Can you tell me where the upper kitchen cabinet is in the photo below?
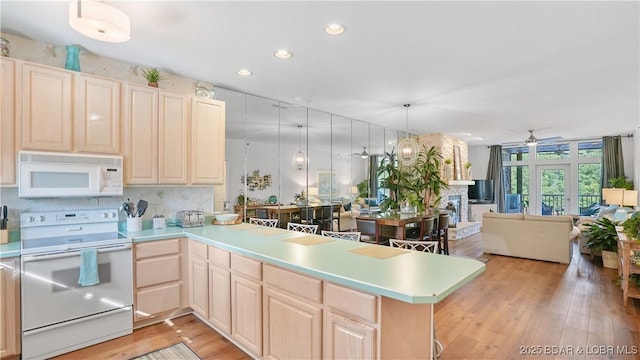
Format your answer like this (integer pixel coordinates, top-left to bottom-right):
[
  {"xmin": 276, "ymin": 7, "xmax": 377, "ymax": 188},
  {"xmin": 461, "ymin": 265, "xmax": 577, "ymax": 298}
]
[
  {"xmin": 190, "ymin": 97, "xmax": 225, "ymax": 184},
  {"xmin": 0, "ymin": 58, "xmax": 19, "ymax": 185},
  {"xmin": 74, "ymin": 74, "xmax": 121, "ymax": 154},
  {"xmin": 21, "ymin": 62, "xmax": 72, "ymax": 152},
  {"xmin": 122, "ymin": 83, "xmax": 189, "ymax": 185}
]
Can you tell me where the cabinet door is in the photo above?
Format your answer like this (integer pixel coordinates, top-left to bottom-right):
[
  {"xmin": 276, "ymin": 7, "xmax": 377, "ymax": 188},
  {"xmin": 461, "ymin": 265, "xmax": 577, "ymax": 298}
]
[
  {"xmin": 123, "ymin": 83, "xmax": 158, "ymax": 184},
  {"xmin": 231, "ymin": 274, "xmax": 262, "ymax": 357},
  {"xmin": 135, "ymin": 283, "xmax": 182, "ymax": 321},
  {"xmin": 22, "ymin": 62, "xmax": 72, "ymax": 151},
  {"xmin": 190, "ymin": 98, "xmax": 225, "ymax": 184},
  {"xmin": 158, "ymin": 91, "xmax": 188, "ymax": 184},
  {"xmin": 74, "ymin": 74, "xmax": 120, "ymax": 154},
  {"xmin": 0, "ymin": 257, "xmax": 21, "ymax": 357},
  {"xmin": 208, "ymin": 264, "xmax": 231, "ymax": 334},
  {"xmin": 0, "ymin": 58, "xmax": 18, "ymax": 185},
  {"xmin": 324, "ymin": 312, "xmax": 376, "ymax": 360},
  {"xmin": 264, "ymin": 288, "xmax": 322, "ymax": 360},
  {"xmin": 189, "ymin": 256, "xmax": 209, "ymax": 317}
]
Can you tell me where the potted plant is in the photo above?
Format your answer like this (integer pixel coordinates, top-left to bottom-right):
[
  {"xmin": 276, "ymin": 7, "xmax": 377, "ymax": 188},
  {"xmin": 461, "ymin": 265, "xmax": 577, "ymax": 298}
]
[
  {"xmin": 443, "ymin": 158, "xmax": 453, "ymax": 180},
  {"xmin": 377, "ymin": 149, "xmax": 406, "ymax": 212},
  {"xmin": 622, "ymin": 214, "xmax": 640, "ymax": 240},
  {"xmin": 408, "ymin": 145, "xmax": 448, "ymax": 212},
  {"xmin": 584, "ymin": 217, "xmax": 619, "ymax": 269},
  {"xmin": 464, "ymin": 162, "xmax": 472, "ymax": 180},
  {"xmin": 141, "ymin": 68, "xmax": 164, "ymax": 87},
  {"xmin": 293, "ymin": 190, "xmax": 307, "ymax": 205},
  {"xmin": 608, "ymin": 176, "xmax": 634, "ymax": 190}
]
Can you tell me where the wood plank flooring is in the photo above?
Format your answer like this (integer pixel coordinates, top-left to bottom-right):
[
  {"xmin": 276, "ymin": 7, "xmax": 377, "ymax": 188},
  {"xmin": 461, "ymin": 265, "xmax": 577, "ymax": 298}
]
[{"xmin": 53, "ymin": 233, "xmax": 640, "ymax": 360}]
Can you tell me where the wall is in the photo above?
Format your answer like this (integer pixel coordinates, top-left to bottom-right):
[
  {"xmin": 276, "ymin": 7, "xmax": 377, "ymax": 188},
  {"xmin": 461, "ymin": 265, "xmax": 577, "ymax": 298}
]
[
  {"xmin": 0, "ymin": 33, "xmax": 219, "ymax": 229},
  {"xmin": 468, "ymin": 145, "xmax": 491, "ymax": 179}
]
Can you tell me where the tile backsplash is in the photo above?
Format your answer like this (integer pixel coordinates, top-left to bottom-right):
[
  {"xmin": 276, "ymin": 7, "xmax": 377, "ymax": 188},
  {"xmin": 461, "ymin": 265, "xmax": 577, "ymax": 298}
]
[{"xmin": 0, "ymin": 186, "xmax": 216, "ymax": 230}]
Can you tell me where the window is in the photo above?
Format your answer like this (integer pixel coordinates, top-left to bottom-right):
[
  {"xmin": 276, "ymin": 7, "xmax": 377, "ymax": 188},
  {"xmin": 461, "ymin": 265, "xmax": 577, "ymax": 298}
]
[
  {"xmin": 536, "ymin": 143, "xmax": 569, "ymax": 160},
  {"xmin": 505, "ymin": 164, "xmax": 529, "ymax": 208},
  {"xmin": 578, "ymin": 140, "xmax": 603, "ymax": 158},
  {"xmin": 502, "ymin": 146, "xmax": 530, "ymax": 161}
]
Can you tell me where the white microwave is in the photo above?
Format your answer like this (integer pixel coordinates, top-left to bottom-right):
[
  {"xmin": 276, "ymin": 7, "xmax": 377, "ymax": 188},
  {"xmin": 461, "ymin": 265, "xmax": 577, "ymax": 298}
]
[{"xmin": 18, "ymin": 151, "xmax": 123, "ymax": 198}]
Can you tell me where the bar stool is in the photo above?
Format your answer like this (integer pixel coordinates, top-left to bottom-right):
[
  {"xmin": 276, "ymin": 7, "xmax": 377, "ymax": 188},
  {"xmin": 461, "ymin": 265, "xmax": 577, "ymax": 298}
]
[{"xmin": 436, "ymin": 213, "xmax": 450, "ymax": 255}]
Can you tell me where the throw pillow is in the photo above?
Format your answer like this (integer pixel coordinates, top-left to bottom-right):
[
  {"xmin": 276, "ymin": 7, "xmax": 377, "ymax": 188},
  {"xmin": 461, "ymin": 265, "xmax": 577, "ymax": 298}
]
[{"xmin": 344, "ymin": 202, "xmax": 352, "ymax": 212}]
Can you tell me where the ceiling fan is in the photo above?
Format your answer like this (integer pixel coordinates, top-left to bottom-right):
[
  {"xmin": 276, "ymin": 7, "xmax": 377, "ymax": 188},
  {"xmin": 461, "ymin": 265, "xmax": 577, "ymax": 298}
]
[
  {"xmin": 503, "ymin": 129, "xmax": 562, "ymax": 147},
  {"xmin": 351, "ymin": 147, "xmax": 369, "ymax": 158}
]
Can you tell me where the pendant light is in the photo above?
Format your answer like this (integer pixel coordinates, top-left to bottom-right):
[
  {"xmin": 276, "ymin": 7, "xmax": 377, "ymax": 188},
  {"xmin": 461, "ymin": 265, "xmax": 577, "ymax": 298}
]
[
  {"xmin": 294, "ymin": 125, "xmax": 305, "ymax": 170},
  {"xmin": 397, "ymin": 104, "xmax": 419, "ymax": 165},
  {"xmin": 69, "ymin": 0, "xmax": 131, "ymax": 43}
]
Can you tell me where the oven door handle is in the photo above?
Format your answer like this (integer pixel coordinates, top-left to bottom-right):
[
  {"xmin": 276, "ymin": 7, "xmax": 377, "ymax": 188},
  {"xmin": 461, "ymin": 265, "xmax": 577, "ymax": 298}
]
[{"xmin": 22, "ymin": 243, "xmax": 132, "ymax": 262}]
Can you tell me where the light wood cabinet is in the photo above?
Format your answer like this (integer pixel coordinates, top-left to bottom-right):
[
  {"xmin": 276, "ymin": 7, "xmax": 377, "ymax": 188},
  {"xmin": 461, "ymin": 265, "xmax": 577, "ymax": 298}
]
[
  {"xmin": 74, "ymin": 74, "xmax": 121, "ymax": 154},
  {"xmin": 617, "ymin": 231, "xmax": 640, "ymax": 306},
  {"xmin": 231, "ymin": 253, "xmax": 262, "ymax": 357},
  {"xmin": 264, "ymin": 287, "xmax": 322, "ymax": 359},
  {"xmin": 188, "ymin": 240, "xmax": 209, "ymax": 317},
  {"xmin": 190, "ymin": 97, "xmax": 225, "ymax": 184},
  {"xmin": 208, "ymin": 246, "xmax": 231, "ymax": 334},
  {"xmin": 0, "ymin": 257, "xmax": 21, "ymax": 357},
  {"xmin": 324, "ymin": 312, "xmax": 376, "ymax": 360},
  {"xmin": 123, "ymin": 83, "xmax": 189, "ymax": 185},
  {"xmin": 0, "ymin": 57, "xmax": 19, "ymax": 185},
  {"xmin": 134, "ymin": 238, "xmax": 187, "ymax": 324},
  {"xmin": 21, "ymin": 62, "xmax": 73, "ymax": 152}
]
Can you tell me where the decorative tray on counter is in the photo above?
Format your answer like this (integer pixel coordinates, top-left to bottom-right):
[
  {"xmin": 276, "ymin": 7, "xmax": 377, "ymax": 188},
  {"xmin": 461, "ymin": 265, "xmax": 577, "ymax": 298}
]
[{"xmin": 212, "ymin": 218, "xmax": 243, "ymax": 225}]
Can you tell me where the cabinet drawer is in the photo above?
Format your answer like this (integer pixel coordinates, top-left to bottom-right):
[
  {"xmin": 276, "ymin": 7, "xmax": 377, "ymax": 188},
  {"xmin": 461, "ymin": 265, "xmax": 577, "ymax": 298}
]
[
  {"xmin": 209, "ymin": 246, "xmax": 230, "ymax": 268},
  {"xmin": 325, "ymin": 283, "xmax": 378, "ymax": 323},
  {"xmin": 264, "ymin": 264, "xmax": 321, "ymax": 303},
  {"xmin": 231, "ymin": 253, "xmax": 261, "ymax": 281},
  {"xmin": 136, "ymin": 254, "xmax": 181, "ymax": 288},
  {"xmin": 136, "ymin": 282, "xmax": 182, "ymax": 319},
  {"xmin": 190, "ymin": 240, "xmax": 208, "ymax": 260},
  {"xmin": 136, "ymin": 239, "xmax": 181, "ymax": 259}
]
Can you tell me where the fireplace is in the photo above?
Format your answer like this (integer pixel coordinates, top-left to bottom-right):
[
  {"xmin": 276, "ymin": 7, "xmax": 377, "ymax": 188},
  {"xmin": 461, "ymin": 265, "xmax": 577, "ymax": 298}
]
[{"xmin": 447, "ymin": 195, "xmax": 462, "ymax": 223}]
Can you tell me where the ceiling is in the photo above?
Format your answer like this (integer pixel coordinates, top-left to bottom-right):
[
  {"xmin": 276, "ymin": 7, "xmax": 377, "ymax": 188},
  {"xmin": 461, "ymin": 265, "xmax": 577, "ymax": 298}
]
[{"xmin": 1, "ymin": 1, "xmax": 638, "ymax": 146}]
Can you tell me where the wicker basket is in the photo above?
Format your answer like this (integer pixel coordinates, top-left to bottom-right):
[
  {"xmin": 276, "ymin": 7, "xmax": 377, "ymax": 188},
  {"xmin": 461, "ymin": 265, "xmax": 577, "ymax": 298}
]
[{"xmin": 601, "ymin": 250, "xmax": 619, "ymax": 269}]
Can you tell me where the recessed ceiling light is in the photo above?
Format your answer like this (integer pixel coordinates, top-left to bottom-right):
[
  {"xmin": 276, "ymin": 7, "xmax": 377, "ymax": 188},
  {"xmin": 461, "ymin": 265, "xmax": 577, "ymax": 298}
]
[
  {"xmin": 294, "ymin": 96, "xmax": 310, "ymax": 102},
  {"xmin": 324, "ymin": 23, "xmax": 345, "ymax": 35},
  {"xmin": 274, "ymin": 49, "xmax": 293, "ymax": 59},
  {"xmin": 236, "ymin": 69, "xmax": 252, "ymax": 76}
]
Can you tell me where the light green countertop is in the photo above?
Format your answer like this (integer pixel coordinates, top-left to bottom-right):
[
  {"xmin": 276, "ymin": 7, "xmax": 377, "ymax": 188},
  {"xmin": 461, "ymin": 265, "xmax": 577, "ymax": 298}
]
[
  {"xmin": 124, "ymin": 224, "xmax": 486, "ymax": 304},
  {"xmin": 0, "ymin": 231, "xmax": 21, "ymax": 258}
]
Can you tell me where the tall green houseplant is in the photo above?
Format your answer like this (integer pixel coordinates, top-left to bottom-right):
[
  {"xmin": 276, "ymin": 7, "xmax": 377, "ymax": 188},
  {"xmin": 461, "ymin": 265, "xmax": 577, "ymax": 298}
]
[
  {"xmin": 377, "ymin": 149, "xmax": 406, "ymax": 211},
  {"xmin": 410, "ymin": 145, "xmax": 448, "ymax": 211}
]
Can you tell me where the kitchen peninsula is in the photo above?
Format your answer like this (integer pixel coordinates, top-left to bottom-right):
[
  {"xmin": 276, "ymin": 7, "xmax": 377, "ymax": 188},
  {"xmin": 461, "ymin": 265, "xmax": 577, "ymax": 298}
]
[{"xmin": 127, "ymin": 223, "xmax": 486, "ymax": 359}]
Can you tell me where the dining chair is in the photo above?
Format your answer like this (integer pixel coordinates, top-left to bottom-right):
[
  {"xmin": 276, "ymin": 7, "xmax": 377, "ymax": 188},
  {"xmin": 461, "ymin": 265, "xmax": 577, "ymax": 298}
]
[
  {"xmin": 389, "ymin": 238, "xmax": 439, "ymax": 253},
  {"xmin": 356, "ymin": 218, "xmax": 379, "ymax": 244},
  {"xmin": 418, "ymin": 215, "xmax": 436, "ymax": 241},
  {"xmin": 314, "ymin": 205, "xmax": 333, "ymax": 231},
  {"xmin": 249, "ymin": 217, "xmax": 279, "ymax": 227},
  {"xmin": 321, "ymin": 230, "xmax": 361, "ymax": 242},
  {"xmin": 256, "ymin": 208, "xmax": 269, "ymax": 219},
  {"xmin": 287, "ymin": 223, "xmax": 319, "ymax": 234},
  {"xmin": 299, "ymin": 207, "xmax": 315, "ymax": 225},
  {"xmin": 331, "ymin": 203, "xmax": 342, "ymax": 231},
  {"xmin": 436, "ymin": 213, "xmax": 450, "ymax": 255}
]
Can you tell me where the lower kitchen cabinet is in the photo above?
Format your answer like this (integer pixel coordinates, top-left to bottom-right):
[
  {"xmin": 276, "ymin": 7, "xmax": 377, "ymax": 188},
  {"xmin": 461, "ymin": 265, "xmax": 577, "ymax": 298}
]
[
  {"xmin": 208, "ymin": 246, "xmax": 231, "ymax": 334},
  {"xmin": 134, "ymin": 238, "xmax": 187, "ymax": 325},
  {"xmin": 0, "ymin": 257, "xmax": 21, "ymax": 358},
  {"xmin": 324, "ymin": 312, "xmax": 376, "ymax": 359},
  {"xmin": 189, "ymin": 240, "xmax": 209, "ymax": 317},
  {"xmin": 231, "ymin": 254, "xmax": 262, "ymax": 357}
]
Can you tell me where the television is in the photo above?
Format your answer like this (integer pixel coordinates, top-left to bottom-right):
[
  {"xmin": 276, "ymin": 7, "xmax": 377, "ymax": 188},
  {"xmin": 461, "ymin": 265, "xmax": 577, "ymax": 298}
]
[{"xmin": 468, "ymin": 179, "xmax": 494, "ymax": 203}]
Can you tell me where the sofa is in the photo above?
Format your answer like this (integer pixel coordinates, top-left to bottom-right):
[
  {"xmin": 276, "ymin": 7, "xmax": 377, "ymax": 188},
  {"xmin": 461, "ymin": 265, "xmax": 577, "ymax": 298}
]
[{"xmin": 482, "ymin": 213, "xmax": 581, "ymax": 264}]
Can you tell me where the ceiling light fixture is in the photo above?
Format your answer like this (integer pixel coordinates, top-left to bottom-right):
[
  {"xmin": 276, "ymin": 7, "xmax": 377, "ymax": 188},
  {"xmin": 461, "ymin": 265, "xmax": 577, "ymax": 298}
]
[
  {"xmin": 397, "ymin": 104, "xmax": 419, "ymax": 166},
  {"xmin": 525, "ymin": 129, "xmax": 538, "ymax": 147},
  {"xmin": 274, "ymin": 49, "xmax": 293, "ymax": 59},
  {"xmin": 68, "ymin": 0, "xmax": 131, "ymax": 43},
  {"xmin": 294, "ymin": 125, "xmax": 305, "ymax": 170},
  {"xmin": 236, "ymin": 69, "xmax": 252, "ymax": 76},
  {"xmin": 324, "ymin": 23, "xmax": 345, "ymax": 35}
]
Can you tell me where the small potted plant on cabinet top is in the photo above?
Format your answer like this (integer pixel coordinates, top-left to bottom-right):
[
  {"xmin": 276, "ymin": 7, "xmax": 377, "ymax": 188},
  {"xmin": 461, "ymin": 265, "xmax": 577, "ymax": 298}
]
[
  {"xmin": 141, "ymin": 68, "xmax": 164, "ymax": 87},
  {"xmin": 584, "ymin": 217, "xmax": 619, "ymax": 269}
]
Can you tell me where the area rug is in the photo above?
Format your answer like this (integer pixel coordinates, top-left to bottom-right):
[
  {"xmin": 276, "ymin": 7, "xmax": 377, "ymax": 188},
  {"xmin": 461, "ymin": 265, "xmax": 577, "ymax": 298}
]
[{"xmin": 130, "ymin": 343, "xmax": 200, "ymax": 360}]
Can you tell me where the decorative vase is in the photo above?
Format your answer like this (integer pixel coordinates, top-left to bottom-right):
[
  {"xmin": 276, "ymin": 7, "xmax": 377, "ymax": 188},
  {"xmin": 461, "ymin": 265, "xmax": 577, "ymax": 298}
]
[
  {"xmin": 64, "ymin": 44, "xmax": 81, "ymax": 72},
  {"xmin": 0, "ymin": 37, "xmax": 9, "ymax": 57},
  {"xmin": 466, "ymin": 168, "xmax": 472, "ymax": 180},
  {"xmin": 148, "ymin": 82, "xmax": 158, "ymax": 88},
  {"xmin": 445, "ymin": 165, "xmax": 453, "ymax": 181}
]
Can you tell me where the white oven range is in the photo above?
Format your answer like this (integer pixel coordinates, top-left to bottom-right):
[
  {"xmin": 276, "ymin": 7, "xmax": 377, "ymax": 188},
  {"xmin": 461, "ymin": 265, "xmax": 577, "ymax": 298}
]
[{"xmin": 20, "ymin": 209, "xmax": 133, "ymax": 360}]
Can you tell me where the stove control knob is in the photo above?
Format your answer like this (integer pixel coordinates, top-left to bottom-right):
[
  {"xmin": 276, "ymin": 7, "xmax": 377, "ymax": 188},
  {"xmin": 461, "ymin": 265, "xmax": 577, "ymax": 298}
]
[
  {"xmin": 101, "ymin": 212, "xmax": 108, "ymax": 219},
  {"xmin": 111, "ymin": 212, "xmax": 117, "ymax": 218},
  {"xmin": 39, "ymin": 216, "xmax": 46, "ymax": 222},
  {"xmin": 28, "ymin": 216, "xmax": 35, "ymax": 223}
]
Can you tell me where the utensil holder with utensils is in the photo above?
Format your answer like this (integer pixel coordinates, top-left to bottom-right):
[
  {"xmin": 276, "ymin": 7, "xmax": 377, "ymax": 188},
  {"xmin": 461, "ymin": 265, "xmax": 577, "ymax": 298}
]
[{"xmin": 126, "ymin": 218, "xmax": 142, "ymax": 232}]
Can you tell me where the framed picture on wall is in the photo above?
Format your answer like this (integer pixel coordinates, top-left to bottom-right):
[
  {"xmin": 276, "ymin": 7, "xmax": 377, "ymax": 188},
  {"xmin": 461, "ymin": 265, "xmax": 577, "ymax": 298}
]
[{"xmin": 317, "ymin": 170, "xmax": 337, "ymax": 197}]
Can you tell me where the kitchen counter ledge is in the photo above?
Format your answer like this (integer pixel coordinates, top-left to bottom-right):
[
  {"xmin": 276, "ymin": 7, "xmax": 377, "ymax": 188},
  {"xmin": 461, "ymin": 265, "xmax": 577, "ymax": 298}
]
[{"xmin": 124, "ymin": 224, "xmax": 485, "ymax": 304}]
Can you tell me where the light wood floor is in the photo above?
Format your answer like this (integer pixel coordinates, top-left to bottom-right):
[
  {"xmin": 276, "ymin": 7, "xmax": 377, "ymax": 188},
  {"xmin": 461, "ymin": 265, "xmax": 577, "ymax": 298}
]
[{"xmin": 53, "ymin": 233, "xmax": 640, "ymax": 360}]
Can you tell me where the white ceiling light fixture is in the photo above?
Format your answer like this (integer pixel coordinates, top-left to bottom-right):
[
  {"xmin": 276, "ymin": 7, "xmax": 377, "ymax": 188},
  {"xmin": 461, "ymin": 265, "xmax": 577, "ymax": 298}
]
[
  {"xmin": 69, "ymin": 0, "xmax": 130, "ymax": 43},
  {"xmin": 274, "ymin": 49, "xmax": 293, "ymax": 59},
  {"xmin": 397, "ymin": 104, "xmax": 420, "ymax": 166},
  {"xmin": 360, "ymin": 147, "xmax": 369, "ymax": 159},
  {"xmin": 525, "ymin": 129, "xmax": 538, "ymax": 147},
  {"xmin": 324, "ymin": 23, "xmax": 346, "ymax": 35},
  {"xmin": 294, "ymin": 125, "xmax": 305, "ymax": 170},
  {"xmin": 236, "ymin": 69, "xmax": 252, "ymax": 76}
]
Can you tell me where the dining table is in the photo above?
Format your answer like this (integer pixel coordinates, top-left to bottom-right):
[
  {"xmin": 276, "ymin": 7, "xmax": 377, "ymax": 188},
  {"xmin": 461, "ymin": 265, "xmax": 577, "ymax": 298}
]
[
  {"xmin": 356, "ymin": 210, "xmax": 440, "ymax": 240},
  {"xmin": 257, "ymin": 204, "xmax": 341, "ymax": 230}
]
